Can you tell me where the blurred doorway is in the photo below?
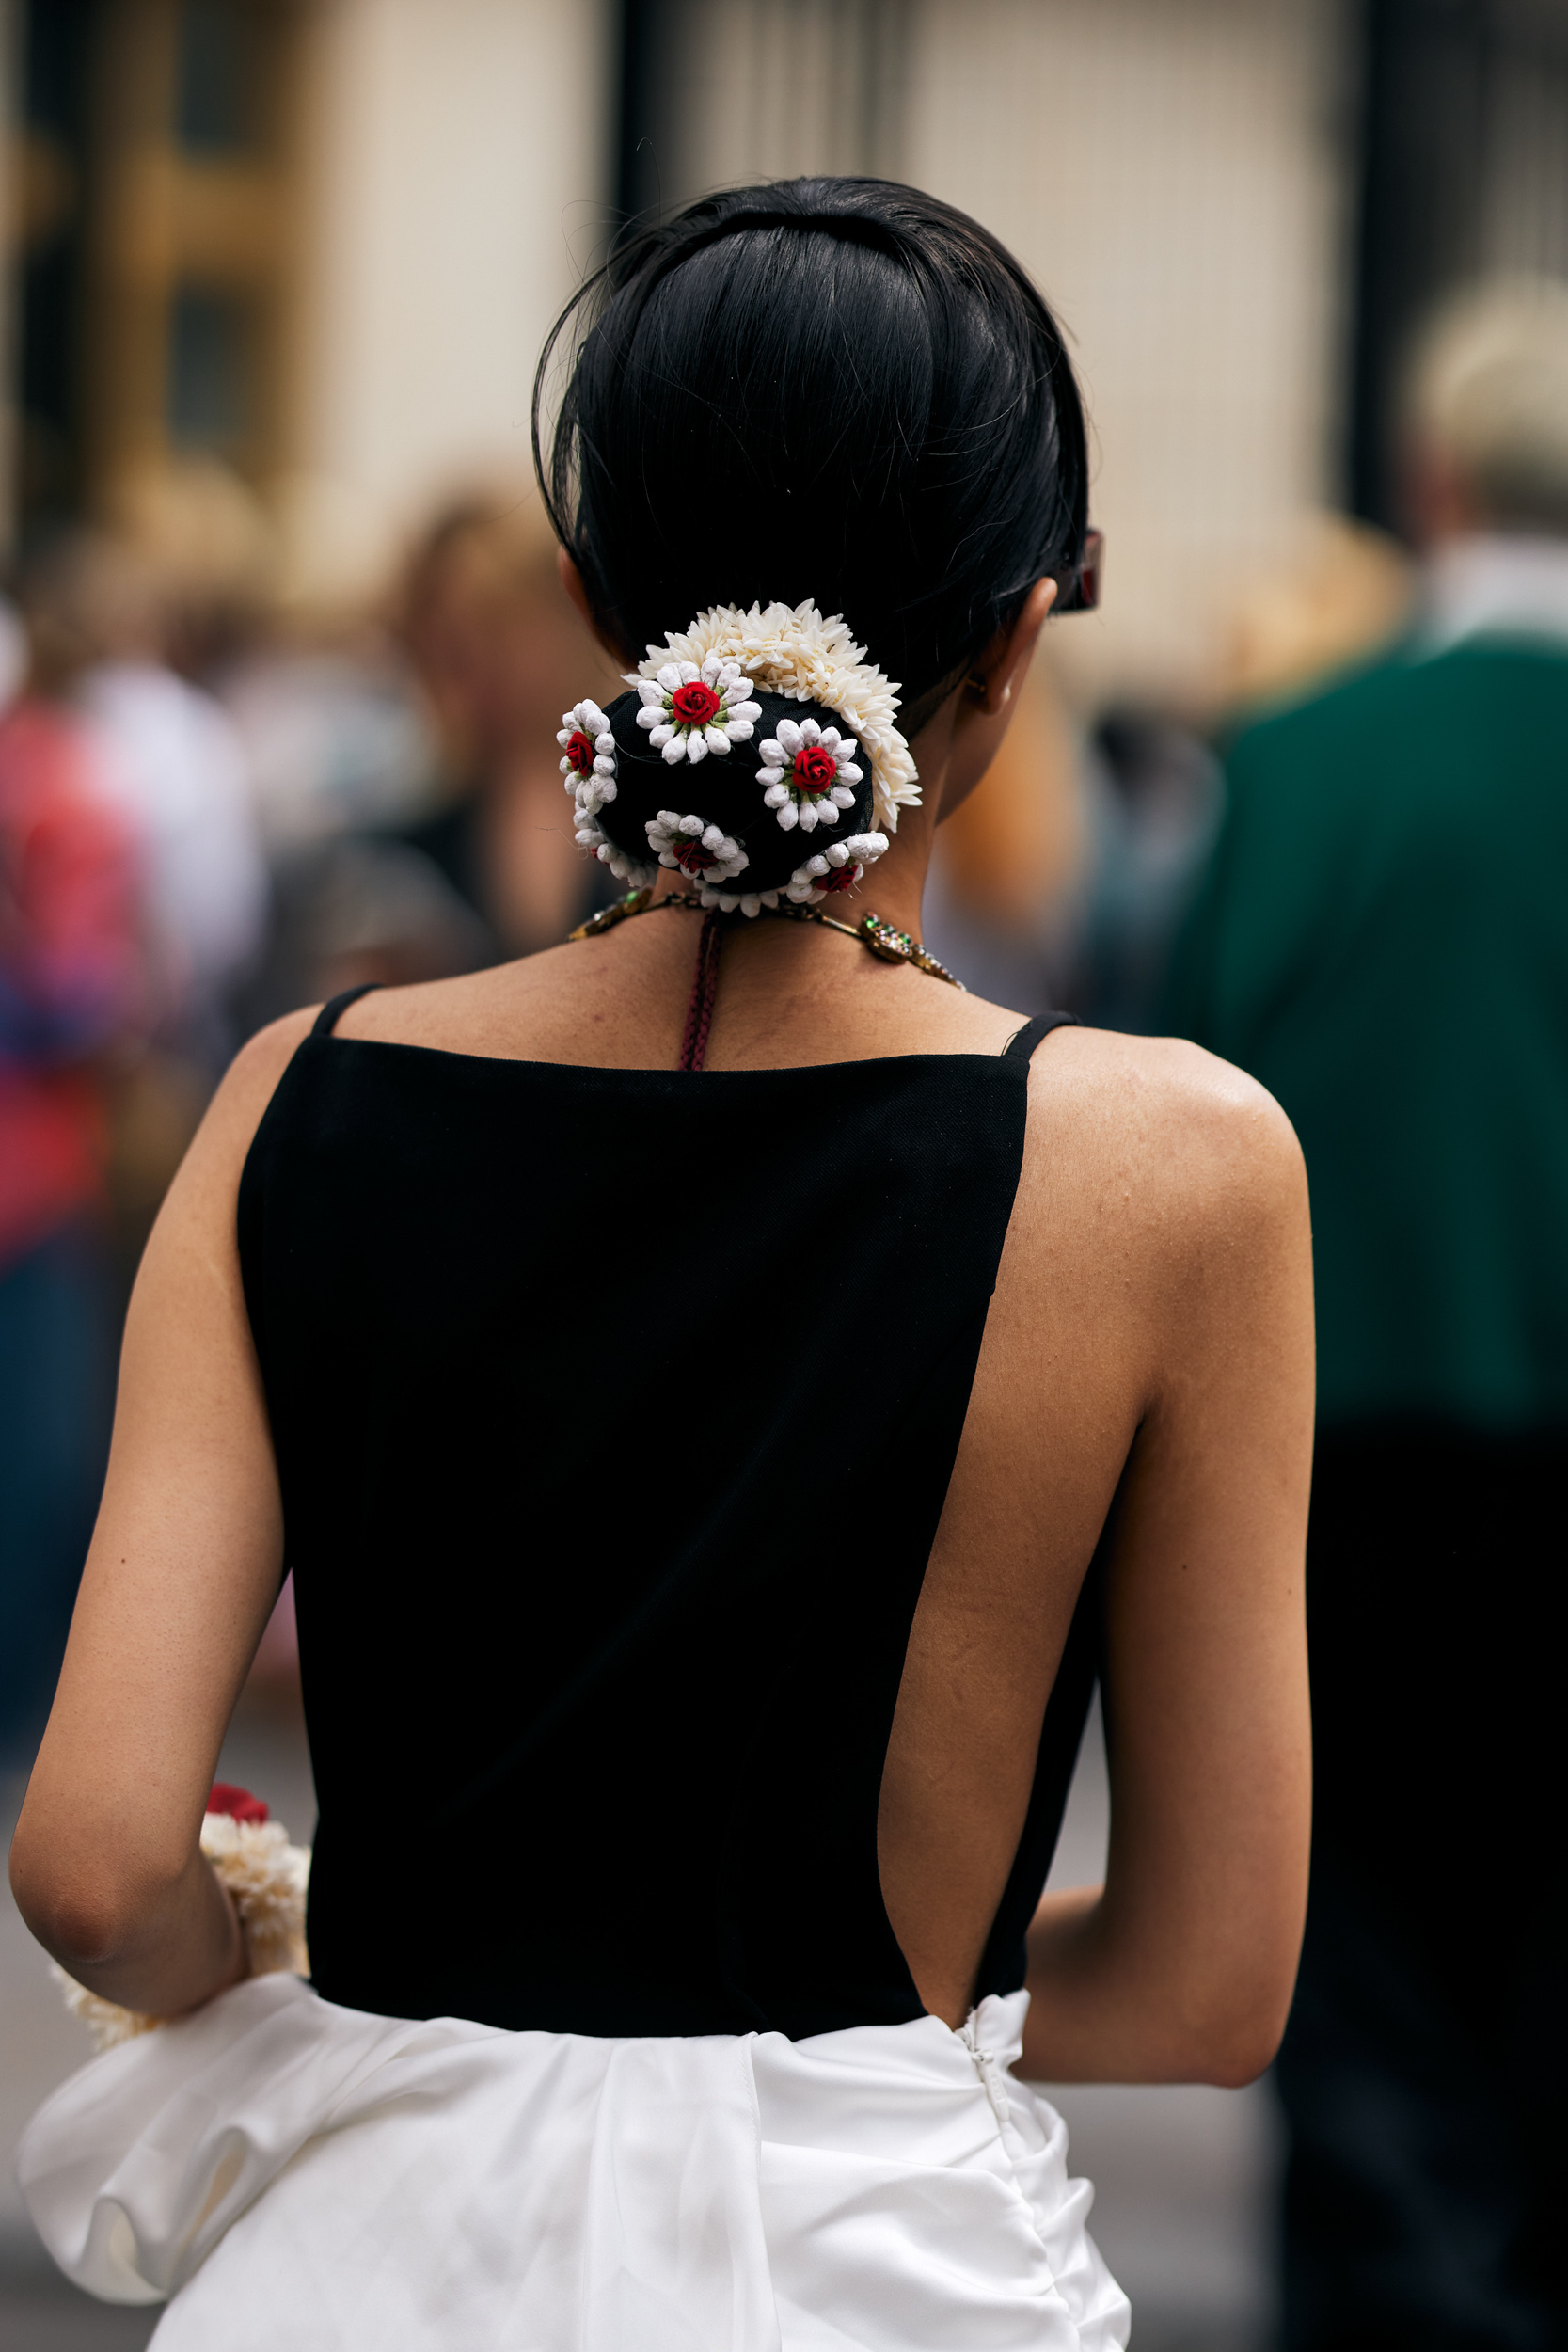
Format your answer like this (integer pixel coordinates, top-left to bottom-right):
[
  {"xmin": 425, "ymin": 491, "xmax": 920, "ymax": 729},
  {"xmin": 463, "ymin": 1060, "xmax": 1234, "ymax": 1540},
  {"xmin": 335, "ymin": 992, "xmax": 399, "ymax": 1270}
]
[{"xmin": 1352, "ymin": 0, "xmax": 1568, "ymax": 529}]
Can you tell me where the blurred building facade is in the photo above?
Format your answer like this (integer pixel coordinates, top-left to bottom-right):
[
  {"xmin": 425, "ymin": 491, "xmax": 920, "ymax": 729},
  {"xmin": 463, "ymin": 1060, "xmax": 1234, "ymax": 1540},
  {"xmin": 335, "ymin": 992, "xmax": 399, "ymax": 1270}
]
[
  {"xmin": 3, "ymin": 2, "xmax": 1561, "ymax": 706},
  {"xmin": 0, "ymin": 0, "xmax": 612, "ymax": 599}
]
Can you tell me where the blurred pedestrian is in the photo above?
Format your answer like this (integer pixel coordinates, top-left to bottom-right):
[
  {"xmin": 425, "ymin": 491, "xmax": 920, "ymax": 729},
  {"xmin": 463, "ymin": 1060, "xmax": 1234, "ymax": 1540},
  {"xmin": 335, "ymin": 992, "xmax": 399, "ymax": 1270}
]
[
  {"xmin": 0, "ymin": 558, "xmax": 146, "ymax": 1762},
  {"xmin": 1163, "ymin": 277, "xmax": 1568, "ymax": 2351},
  {"xmin": 24, "ymin": 531, "xmax": 268, "ymax": 1073},
  {"xmin": 394, "ymin": 493, "xmax": 620, "ymax": 957}
]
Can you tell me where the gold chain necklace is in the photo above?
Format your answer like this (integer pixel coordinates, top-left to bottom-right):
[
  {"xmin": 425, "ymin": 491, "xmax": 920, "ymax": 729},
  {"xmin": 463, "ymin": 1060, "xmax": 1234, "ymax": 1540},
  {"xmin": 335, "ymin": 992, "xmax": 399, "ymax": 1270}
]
[{"xmin": 569, "ymin": 887, "xmax": 965, "ymax": 990}]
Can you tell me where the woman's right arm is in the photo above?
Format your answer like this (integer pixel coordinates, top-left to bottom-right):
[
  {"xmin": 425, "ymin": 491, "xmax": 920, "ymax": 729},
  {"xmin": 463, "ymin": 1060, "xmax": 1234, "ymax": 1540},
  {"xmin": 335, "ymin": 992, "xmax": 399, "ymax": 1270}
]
[
  {"xmin": 8, "ymin": 1010, "xmax": 318, "ymax": 2021},
  {"xmin": 1020, "ymin": 1044, "xmax": 1314, "ymax": 2087}
]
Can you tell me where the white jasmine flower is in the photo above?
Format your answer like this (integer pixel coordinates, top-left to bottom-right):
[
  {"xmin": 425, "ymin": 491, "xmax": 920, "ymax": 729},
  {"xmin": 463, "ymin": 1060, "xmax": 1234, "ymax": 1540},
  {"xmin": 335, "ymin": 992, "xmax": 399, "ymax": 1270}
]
[
  {"xmin": 645, "ymin": 810, "xmax": 750, "ymax": 886},
  {"xmin": 626, "ymin": 657, "xmax": 762, "ymax": 766},
  {"xmin": 757, "ymin": 715, "xmax": 863, "ymax": 833},
  {"xmin": 632, "ymin": 602, "xmax": 918, "ymax": 831},
  {"xmin": 785, "ymin": 830, "xmax": 890, "ymax": 905},
  {"xmin": 698, "ymin": 886, "xmax": 782, "ymax": 916},
  {"xmin": 558, "ymin": 699, "xmax": 618, "ymax": 813},
  {"xmin": 575, "ymin": 807, "xmax": 655, "ymax": 887}
]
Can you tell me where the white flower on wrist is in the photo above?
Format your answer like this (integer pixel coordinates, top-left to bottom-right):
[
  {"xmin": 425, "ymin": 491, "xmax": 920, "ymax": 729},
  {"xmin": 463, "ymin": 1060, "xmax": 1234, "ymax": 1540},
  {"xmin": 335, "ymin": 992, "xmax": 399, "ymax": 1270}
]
[
  {"xmin": 558, "ymin": 700, "xmax": 618, "ymax": 814},
  {"xmin": 757, "ymin": 717, "xmax": 863, "ymax": 833},
  {"xmin": 627, "ymin": 658, "xmax": 763, "ymax": 765},
  {"xmin": 646, "ymin": 810, "xmax": 750, "ymax": 885},
  {"xmin": 785, "ymin": 831, "xmax": 890, "ymax": 904},
  {"xmin": 575, "ymin": 807, "xmax": 655, "ymax": 887}
]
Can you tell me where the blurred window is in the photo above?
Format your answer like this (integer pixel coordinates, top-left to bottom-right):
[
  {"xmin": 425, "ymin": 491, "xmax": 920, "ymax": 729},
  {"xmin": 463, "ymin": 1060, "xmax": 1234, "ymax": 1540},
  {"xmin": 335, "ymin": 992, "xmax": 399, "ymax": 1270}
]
[
  {"xmin": 11, "ymin": 0, "xmax": 306, "ymax": 534},
  {"xmin": 176, "ymin": 1, "xmax": 254, "ymax": 153},
  {"xmin": 168, "ymin": 290, "xmax": 251, "ymax": 451}
]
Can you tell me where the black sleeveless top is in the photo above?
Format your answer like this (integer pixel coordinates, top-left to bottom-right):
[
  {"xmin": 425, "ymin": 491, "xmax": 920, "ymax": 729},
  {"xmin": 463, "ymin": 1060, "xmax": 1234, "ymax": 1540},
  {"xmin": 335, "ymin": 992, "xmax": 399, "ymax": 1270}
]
[{"xmin": 238, "ymin": 993, "xmax": 1102, "ymax": 2039}]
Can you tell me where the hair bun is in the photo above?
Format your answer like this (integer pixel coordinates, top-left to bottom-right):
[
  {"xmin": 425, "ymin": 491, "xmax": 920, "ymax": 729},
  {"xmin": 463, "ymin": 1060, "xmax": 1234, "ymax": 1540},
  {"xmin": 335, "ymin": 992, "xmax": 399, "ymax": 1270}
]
[{"xmin": 589, "ymin": 683, "xmax": 882, "ymax": 905}]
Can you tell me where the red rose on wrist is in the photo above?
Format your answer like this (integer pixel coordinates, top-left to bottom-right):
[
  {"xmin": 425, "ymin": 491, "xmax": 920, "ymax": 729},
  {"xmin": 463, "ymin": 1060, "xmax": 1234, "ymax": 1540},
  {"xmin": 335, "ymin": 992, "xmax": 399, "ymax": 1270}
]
[{"xmin": 208, "ymin": 1782, "xmax": 269, "ymax": 1824}]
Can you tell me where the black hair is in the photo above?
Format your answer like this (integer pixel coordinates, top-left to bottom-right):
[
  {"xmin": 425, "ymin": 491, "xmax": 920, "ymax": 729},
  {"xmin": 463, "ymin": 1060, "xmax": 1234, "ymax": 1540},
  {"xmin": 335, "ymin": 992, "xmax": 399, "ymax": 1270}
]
[{"xmin": 533, "ymin": 176, "xmax": 1089, "ymax": 893}]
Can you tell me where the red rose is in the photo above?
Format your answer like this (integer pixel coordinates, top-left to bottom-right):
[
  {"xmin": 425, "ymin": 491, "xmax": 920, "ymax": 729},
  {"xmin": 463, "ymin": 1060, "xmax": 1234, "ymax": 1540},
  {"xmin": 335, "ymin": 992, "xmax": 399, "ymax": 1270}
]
[
  {"xmin": 208, "ymin": 1782, "xmax": 269, "ymax": 1825},
  {"xmin": 793, "ymin": 744, "xmax": 838, "ymax": 794},
  {"xmin": 673, "ymin": 838, "xmax": 718, "ymax": 873},
  {"xmin": 565, "ymin": 728, "xmax": 595, "ymax": 777},
  {"xmin": 819, "ymin": 861, "xmax": 860, "ymax": 894},
  {"xmin": 670, "ymin": 681, "xmax": 721, "ymax": 728}
]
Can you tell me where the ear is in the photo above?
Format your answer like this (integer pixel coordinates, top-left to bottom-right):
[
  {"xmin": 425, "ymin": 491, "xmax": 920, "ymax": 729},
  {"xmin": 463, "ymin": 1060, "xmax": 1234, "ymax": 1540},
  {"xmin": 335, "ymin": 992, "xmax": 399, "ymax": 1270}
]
[
  {"xmin": 921, "ymin": 576, "xmax": 1060, "ymax": 828},
  {"xmin": 965, "ymin": 576, "xmax": 1059, "ymax": 716},
  {"xmin": 558, "ymin": 547, "xmax": 635, "ymax": 666}
]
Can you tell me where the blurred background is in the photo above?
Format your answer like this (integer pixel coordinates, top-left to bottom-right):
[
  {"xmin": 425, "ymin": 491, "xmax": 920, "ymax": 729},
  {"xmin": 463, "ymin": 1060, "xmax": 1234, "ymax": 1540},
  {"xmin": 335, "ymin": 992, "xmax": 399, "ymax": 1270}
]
[{"xmin": 3, "ymin": 1, "xmax": 1567, "ymax": 2344}]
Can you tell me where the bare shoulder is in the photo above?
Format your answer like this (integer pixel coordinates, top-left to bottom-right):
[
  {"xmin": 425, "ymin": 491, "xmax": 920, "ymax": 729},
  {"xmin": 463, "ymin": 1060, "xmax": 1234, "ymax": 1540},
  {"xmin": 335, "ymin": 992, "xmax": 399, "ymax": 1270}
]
[
  {"xmin": 1019, "ymin": 1025, "xmax": 1307, "ymax": 1293},
  {"xmin": 1036, "ymin": 1025, "xmax": 1299, "ymax": 1181},
  {"xmin": 150, "ymin": 1008, "xmax": 321, "ymax": 1251},
  {"xmin": 198, "ymin": 1007, "xmax": 321, "ymax": 1166}
]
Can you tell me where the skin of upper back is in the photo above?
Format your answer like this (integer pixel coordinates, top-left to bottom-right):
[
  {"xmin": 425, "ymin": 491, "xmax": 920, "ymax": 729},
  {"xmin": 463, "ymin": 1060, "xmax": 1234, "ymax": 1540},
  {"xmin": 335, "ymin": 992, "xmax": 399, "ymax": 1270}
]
[{"xmin": 10, "ymin": 787, "xmax": 1313, "ymax": 2088}]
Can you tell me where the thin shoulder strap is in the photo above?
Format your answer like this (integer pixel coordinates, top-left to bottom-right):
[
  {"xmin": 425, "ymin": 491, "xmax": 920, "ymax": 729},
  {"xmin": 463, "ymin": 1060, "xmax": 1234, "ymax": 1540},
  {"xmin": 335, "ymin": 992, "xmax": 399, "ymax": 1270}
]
[
  {"xmin": 312, "ymin": 981, "xmax": 383, "ymax": 1037},
  {"xmin": 1004, "ymin": 1011, "xmax": 1079, "ymax": 1062}
]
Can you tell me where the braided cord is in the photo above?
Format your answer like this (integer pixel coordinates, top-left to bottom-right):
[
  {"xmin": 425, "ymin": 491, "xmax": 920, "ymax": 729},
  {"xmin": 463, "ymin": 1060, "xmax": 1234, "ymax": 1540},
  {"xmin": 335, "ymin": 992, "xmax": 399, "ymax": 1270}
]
[{"xmin": 678, "ymin": 910, "xmax": 724, "ymax": 1072}]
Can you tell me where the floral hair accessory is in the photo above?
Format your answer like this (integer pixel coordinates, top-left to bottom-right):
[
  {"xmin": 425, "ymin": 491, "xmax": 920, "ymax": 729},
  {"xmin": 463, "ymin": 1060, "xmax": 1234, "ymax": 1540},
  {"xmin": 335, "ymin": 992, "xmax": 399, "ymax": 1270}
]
[
  {"xmin": 630, "ymin": 658, "xmax": 762, "ymax": 766},
  {"xmin": 699, "ymin": 884, "xmax": 782, "ymax": 916},
  {"xmin": 558, "ymin": 699, "xmax": 617, "ymax": 815},
  {"xmin": 786, "ymin": 831, "xmax": 890, "ymax": 905},
  {"xmin": 647, "ymin": 810, "xmax": 750, "ymax": 886},
  {"xmin": 630, "ymin": 602, "xmax": 917, "ymax": 832},
  {"xmin": 758, "ymin": 717, "xmax": 863, "ymax": 833},
  {"xmin": 575, "ymin": 806, "xmax": 656, "ymax": 888}
]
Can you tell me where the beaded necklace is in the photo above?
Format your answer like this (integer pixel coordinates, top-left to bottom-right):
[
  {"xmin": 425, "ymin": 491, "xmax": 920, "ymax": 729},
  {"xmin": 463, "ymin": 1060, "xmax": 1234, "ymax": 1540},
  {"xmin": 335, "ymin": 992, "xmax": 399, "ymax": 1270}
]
[{"xmin": 569, "ymin": 886, "xmax": 963, "ymax": 1073}]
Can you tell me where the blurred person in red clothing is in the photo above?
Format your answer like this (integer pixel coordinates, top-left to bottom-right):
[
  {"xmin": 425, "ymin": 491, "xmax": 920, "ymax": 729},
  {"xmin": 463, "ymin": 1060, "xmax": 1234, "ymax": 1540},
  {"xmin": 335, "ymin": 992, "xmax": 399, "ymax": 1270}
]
[{"xmin": 0, "ymin": 565, "xmax": 146, "ymax": 1763}]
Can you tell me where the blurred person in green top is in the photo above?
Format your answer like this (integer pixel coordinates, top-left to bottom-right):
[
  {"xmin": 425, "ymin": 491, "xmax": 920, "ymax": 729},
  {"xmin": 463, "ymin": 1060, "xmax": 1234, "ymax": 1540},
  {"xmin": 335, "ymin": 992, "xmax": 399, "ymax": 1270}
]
[{"xmin": 1164, "ymin": 278, "xmax": 1568, "ymax": 2352}]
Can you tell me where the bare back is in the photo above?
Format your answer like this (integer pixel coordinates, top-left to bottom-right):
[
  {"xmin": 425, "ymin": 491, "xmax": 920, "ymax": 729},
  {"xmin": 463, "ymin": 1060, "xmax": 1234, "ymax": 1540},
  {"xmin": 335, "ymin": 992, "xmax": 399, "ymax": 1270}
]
[{"xmin": 311, "ymin": 914, "xmax": 1312, "ymax": 2047}]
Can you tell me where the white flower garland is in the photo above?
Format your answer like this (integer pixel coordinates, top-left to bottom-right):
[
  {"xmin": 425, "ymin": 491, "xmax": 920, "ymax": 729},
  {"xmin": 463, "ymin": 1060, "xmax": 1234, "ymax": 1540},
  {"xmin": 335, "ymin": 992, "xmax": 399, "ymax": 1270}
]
[
  {"xmin": 629, "ymin": 602, "xmax": 918, "ymax": 833},
  {"xmin": 558, "ymin": 699, "xmax": 618, "ymax": 817},
  {"xmin": 646, "ymin": 810, "xmax": 750, "ymax": 886},
  {"xmin": 630, "ymin": 658, "xmax": 762, "ymax": 765},
  {"xmin": 576, "ymin": 806, "xmax": 656, "ymax": 888},
  {"xmin": 786, "ymin": 831, "xmax": 890, "ymax": 906},
  {"xmin": 758, "ymin": 717, "xmax": 863, "ymax": 833},
  {"xmin": 698, "ymin": 884, "xmax": 782, "ymax": 916}
]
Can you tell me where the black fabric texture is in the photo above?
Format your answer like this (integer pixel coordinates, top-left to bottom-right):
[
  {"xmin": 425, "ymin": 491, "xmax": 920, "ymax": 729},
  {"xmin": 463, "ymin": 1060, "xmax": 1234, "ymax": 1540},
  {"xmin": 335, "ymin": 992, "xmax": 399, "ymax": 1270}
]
[
  {"xmin": 311, "ymin": 983, "xmax": 381, "ymax": 1037},
  {"xmin": 1278, "ymin": 1422, "xmax": 1567, "ymax": 2351},
  {"xmin": 237, "ymin": 1025, "xmax": 1097, "ymax": 2038},
  {"xmin": 1004, "ymin": 1012, "xmax": 1079, "ymax": 1060}
]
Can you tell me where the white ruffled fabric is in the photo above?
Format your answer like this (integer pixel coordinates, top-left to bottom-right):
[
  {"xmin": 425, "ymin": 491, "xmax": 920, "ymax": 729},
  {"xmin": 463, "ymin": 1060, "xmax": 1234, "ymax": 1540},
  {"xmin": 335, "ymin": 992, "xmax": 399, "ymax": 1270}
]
[{"xmin": 19, "ymin": 1974, "xmax": 1129, "ymax": 2350}]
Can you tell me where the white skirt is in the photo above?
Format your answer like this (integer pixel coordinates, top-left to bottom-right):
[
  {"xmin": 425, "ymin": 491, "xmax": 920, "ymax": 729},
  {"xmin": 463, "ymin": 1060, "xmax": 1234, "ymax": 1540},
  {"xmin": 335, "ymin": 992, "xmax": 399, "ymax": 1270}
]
[{"xmin": 20, "ymin": 1973, "xmax": 1130, "ymax": 2350}]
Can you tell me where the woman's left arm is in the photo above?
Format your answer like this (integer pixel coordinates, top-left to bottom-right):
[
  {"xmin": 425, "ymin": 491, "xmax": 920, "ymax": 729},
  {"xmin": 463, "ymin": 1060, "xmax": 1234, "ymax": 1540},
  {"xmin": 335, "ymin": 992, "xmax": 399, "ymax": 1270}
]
[{"xmin": 9, "ymin": 1010, "xmax": 317, "ymax": 2017}]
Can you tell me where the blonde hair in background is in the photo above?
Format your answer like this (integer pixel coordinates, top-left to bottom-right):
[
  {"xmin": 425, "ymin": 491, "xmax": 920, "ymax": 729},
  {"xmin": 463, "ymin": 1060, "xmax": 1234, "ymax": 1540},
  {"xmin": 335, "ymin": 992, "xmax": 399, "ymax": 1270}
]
[
  {"xmin": 1406, "ymin": 274, "xmax": 1568, "ymax": 532},
  {"xmin": 1216, "ymin": 513, "xmax": 1414, "ymax": 721}
]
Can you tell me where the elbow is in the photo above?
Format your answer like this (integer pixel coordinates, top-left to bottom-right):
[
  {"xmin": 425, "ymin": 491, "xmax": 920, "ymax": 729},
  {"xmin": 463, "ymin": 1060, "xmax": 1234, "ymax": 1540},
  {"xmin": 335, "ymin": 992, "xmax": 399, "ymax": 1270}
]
[
  {"xmin": 1194, "ymin": 2022, "xmax": 1285, "ymax": 2090},
  {"xmin": 9, "ymin": 1834, "xmax": 150, "ymax": 1973},
  {"xmin": 1177, "ymin": 1976, "xmax": 1295, "ymax": 2089}
]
